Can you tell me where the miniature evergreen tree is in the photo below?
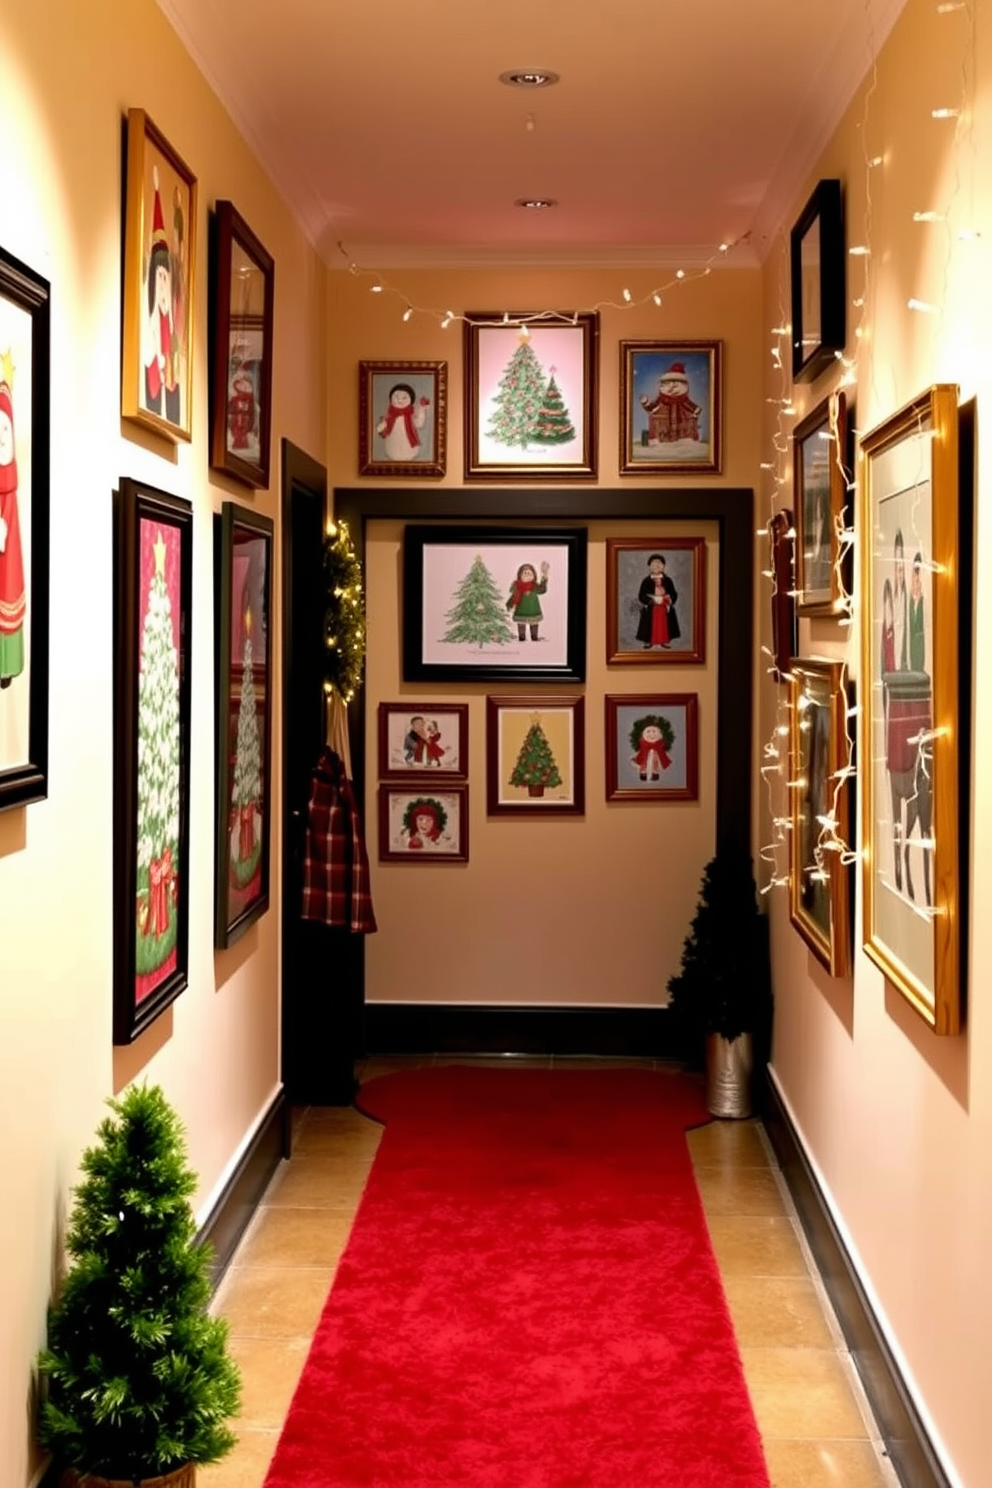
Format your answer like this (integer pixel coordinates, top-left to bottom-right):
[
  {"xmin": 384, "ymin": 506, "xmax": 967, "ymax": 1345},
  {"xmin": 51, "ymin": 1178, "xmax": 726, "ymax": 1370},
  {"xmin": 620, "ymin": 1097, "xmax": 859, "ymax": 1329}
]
[
  {"xmin": 441, "ymin": 555, "xmax": 514, "ymax": 647},
  {"xmin": 485, "ymin": 336, "xmax": 546, "ymax": 448},
  {"xmin": 531, "ymin": 370, "xmax": 576, "ymax": 446},
  {"xmin": 666, "ymin": 851, "xmax": 771, "ymax": 1058},
  {"xmin": 136, "ymin": 530, "xmax": 181, "ymax": 975},
  {"xmin": 231, "ymin": 606, "xmax": 262, "ymax": 888},
  {"xmin": 510, "ymin": 717, "xmax": 562, "ymax": 795},
  {"xmin": 37, "ymin": 1085, "xmax": 242, "ymax": 1481}
]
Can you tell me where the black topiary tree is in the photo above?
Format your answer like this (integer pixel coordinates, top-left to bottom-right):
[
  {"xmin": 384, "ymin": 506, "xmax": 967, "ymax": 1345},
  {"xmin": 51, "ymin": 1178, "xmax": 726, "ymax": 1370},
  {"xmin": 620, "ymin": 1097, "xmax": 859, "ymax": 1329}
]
[
  {"xmin": 666, "ymin": 850, "xmax": 772, "ymax": 1065},
  {"xmin": 37, "ymin": 1084, "xmax": 241, "ymax": 1483}
]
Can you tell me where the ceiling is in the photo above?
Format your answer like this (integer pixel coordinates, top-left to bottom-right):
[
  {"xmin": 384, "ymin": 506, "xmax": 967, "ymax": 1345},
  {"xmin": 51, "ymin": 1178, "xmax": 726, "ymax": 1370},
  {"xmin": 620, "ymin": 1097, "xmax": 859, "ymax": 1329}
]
[{"xmin": 159, "ymin": 0, "xmax": 907, "ymax": 270}]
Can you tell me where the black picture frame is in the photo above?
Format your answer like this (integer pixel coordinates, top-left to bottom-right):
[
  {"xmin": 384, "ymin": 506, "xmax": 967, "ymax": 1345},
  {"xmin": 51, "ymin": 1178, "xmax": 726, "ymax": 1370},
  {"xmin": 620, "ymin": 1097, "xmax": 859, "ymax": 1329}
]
[
  {"xmin": 214, "ymin": 500, "xmax": 274, "ymax": 948},
  {"xmin": 209, "ymin": 201, "xmax": 275, "ymax": 488},
  {"xmin": 113, "ymin": 477, "xmax": 193, "ymax": 1043},
  {"xmin": 790, "ymin": 178, "xmax": 846, "ymax": 384},
  {"xmin": 402, "ymin": 524, "xmax": 588, "ymax": 684},
  {"xmin": 0, "ymin": 243, "xmax": 50, "ymax": 811}
]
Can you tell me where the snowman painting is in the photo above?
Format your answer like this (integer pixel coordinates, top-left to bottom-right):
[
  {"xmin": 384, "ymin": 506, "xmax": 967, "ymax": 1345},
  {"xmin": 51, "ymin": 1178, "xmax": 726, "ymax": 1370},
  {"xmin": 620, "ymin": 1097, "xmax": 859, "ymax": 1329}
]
[
  {"xmin": 639, "ymin": 361, "xmax": 701, "ymax": 447},
  {"xmin": 376, "ymin": 381, "xmax": 431, "ymax": 461}
]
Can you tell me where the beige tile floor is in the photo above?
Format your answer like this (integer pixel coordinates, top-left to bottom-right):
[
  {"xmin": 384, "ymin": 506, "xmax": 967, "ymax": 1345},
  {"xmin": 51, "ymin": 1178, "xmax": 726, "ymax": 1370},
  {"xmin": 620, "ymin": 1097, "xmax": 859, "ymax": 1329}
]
[{"xmin": 203, "ymin": 1057, "xmax": 901, "ymax": 1488}]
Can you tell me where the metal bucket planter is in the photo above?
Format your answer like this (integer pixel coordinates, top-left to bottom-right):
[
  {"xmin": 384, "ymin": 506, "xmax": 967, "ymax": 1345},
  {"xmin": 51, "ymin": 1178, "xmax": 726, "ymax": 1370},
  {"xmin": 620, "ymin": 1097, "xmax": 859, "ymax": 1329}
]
[{"xmin": 705, "ymin": 1031, "xmax": 754, "ymax": 1118}]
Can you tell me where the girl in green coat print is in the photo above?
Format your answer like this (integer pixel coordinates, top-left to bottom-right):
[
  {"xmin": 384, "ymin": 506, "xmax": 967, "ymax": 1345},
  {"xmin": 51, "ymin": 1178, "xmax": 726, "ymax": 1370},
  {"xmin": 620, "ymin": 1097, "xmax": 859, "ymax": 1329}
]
[{"xmin": 506, "ymin": 560, "xmax": 550, "ymax": 641}]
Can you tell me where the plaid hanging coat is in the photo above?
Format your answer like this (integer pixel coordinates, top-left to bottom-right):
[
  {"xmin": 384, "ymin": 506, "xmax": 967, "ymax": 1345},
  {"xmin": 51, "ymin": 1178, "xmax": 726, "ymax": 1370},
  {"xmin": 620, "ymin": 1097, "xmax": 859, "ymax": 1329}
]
[{"xmin": 301, "ymin": 748, "xmax": 377, "ymax": 933}]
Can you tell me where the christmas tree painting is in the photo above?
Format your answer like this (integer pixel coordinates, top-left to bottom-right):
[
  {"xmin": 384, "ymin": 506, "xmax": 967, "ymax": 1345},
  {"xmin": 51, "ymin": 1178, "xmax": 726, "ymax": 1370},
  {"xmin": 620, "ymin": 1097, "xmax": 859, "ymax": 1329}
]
[
  {"xmin": 135, "ymin": 525, "xmax": 181, "ymax": 986},
  {"xmin": 531, "ymin": 368, "xmax": 576, "ymax": 445},
  {"xmin": 230, "ymin": 605, "xmax": 263, "ymax": 890},
  {"xmin": 441, "ymin": 554, "xmax": 514, "ymax": 648},
  {"xmin": 510, "ymin": 714, "xmax": 563, "ymax": 796}
]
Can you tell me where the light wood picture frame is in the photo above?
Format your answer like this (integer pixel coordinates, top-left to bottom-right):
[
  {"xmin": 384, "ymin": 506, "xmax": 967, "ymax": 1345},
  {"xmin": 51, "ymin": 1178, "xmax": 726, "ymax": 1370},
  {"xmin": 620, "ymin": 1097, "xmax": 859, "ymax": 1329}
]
[{"xmin": 859, "ymin": 383, "xmax": 963, "ymax": 1034}]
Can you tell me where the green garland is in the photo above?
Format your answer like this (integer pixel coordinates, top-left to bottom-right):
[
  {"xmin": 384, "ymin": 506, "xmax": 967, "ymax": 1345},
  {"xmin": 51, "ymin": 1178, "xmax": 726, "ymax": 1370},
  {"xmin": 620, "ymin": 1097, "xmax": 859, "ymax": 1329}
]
[
  {"xmin": 322, "ymin": 521, "xmax": 366, "ymax": 703},
  {"xmin": 628, "ymin": 713, "xmax": 675, "ymax": 753}
]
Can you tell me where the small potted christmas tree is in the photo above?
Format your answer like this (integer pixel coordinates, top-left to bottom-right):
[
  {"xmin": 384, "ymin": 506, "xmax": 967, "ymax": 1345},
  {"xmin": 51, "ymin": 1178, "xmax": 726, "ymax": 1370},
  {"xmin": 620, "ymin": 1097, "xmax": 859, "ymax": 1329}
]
[
  {"xmin": 37, "ymin": 1084, "xmax": 241, "ymax": 1487},
  {"xmin": 666, "ymin": 850, "xmax": 772, "ymax": 1117}
]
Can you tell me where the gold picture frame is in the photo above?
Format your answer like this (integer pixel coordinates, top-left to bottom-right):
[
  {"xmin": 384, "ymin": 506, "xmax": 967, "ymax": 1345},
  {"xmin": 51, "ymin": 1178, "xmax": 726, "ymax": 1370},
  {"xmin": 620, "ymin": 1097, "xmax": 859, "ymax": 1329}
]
[
  {"xmin": 788, "ymin": 659, "xmax": 852, "ymax": 975},
  {"xmin": 859, "ymin": 384, "xmax": 963, "ymax": 1033},
  {"xmin": 121, "ymin": 109, "xmax": 198, "ymax": 442}
]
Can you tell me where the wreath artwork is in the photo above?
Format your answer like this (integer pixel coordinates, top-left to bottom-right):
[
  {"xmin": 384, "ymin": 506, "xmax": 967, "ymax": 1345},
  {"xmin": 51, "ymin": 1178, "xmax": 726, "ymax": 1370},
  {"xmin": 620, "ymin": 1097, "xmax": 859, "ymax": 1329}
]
[
  {"xmin": 402, "ymin": 796, "xmax": 448, "ymax": 850},
  {"xmin": 322, "ymin": 521, "xmax": 366, "ymax": 703},
  {"xmin": 629, "ymin": 713, "xmax": 675, "ymax": 780}
]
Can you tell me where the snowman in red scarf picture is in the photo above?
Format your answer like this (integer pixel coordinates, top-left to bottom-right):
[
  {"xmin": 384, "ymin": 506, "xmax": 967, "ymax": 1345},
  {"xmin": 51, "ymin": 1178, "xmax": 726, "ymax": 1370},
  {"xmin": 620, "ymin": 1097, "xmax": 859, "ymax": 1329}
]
[
  {"xmin": 640, "ymin": 361, "xmax": 700, "ymax": 448},
  {"xmin": 0, "ymin": 354, "xmax": 26, "ymax": 690},
  {"xmin": 376, "ymin": 381, "xmax": 430, "ymax": 462}
]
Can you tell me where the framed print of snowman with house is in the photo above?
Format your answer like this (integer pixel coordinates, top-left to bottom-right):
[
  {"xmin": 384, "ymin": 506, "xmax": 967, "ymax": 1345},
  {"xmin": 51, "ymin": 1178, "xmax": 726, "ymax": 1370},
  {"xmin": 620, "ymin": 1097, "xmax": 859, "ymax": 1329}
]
[
  {"xmin": 619, "ymin": 341, "xmax": 722, "ymax": 475},
  {"xmin": 359, "ymin": 360, "xmax": 447, "ymax": 477}
]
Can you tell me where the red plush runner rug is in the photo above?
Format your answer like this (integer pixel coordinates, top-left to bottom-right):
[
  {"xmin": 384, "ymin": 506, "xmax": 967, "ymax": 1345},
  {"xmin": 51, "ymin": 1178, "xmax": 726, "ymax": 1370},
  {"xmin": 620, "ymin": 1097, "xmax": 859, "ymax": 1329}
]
[{"xmin": 264, "ymin": 1066, "xmax": 771, "ymax": 1488}]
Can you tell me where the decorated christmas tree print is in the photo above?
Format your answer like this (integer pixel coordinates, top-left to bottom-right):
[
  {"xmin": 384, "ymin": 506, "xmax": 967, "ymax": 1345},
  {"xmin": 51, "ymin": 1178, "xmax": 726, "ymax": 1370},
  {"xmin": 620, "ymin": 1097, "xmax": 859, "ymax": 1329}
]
[
  {"xmin": 510, "ymin": 715, "xmax": 563, "ymax": 796},
  {"xmin": 441, "ymin": 554, "xmax": 514, "ymax": 647},
  {"xmin": 136, "ymin": 527, "xmax": 181, "ymax": 982},
  {"xmin": 531, "ymin": 368, "xmax": 576, "ymax": 446},
  {"xmin": 230, "ymin": 607, "xmax": 263, "ymax": 888},
  {"xmin": 485, "ymin": 335, "xmax": 548, "ymax": 449}
]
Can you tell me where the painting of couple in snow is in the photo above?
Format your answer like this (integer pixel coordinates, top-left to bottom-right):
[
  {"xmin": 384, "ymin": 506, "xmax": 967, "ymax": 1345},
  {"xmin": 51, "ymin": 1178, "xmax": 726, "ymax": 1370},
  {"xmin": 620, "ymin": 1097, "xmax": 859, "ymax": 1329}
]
[
  {"xmin": 377, "ymin": 701, "xmax": 468, "ymax": 780},
  {"xmin": 620, "ymin": 341, "xmax": 722, "ymax": 475},
  {"xmin": 359, "ymin": 360, "xmax": 447, "ymax": 477},
  {"xmin": 464, "ymin": 314, "xmax": 598, "ymax": 480}
]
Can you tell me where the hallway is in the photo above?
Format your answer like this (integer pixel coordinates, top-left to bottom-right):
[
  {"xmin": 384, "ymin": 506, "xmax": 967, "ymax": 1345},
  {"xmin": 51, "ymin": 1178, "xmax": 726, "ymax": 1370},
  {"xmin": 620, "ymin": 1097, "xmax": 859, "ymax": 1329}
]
[{"xmin": 202, "ymin": 1057, "xmax": 899, "ymax": 1488}]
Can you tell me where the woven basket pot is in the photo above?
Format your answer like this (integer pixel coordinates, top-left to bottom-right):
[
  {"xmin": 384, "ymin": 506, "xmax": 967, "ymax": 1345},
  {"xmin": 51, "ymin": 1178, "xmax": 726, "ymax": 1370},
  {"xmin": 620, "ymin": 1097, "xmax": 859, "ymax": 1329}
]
[{"xmin": 60, "ymin": 1464, "xmax": 195, "ymax": 1488}]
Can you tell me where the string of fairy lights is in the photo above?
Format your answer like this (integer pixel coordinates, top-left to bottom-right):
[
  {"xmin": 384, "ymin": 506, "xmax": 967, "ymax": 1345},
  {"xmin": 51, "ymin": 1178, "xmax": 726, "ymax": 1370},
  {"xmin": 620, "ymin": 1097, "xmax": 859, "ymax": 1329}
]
[{"xmin": 758, "ymin": 0, "xmax": 980, "ymax": 906}]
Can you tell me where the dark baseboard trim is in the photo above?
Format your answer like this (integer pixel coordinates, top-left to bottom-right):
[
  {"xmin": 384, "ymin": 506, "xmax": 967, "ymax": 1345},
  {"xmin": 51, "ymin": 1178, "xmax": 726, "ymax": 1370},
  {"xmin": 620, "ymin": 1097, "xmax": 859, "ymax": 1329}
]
[
  {"xmin": 198, "ymin": 1088, "xmax": 291, "ymax": 1289},
  {"xmin": 763, "ymin": 1075, "xmax": 950, "ymax": 1488},
  {"xmin": 363, "ymin": 1002, "xmax": 682, "ymax": 1058}
]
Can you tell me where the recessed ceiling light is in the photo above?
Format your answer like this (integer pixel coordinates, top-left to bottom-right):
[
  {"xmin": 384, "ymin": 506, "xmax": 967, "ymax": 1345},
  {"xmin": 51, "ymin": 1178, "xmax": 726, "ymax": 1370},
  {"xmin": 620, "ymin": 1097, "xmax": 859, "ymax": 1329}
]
[
  {"xmin": 515, "ymin": 198, "xmax": 558, "ymax": 210},
  {"xmin": 499, "ymin": 69, "xmax": 560, "ymax": 88}
]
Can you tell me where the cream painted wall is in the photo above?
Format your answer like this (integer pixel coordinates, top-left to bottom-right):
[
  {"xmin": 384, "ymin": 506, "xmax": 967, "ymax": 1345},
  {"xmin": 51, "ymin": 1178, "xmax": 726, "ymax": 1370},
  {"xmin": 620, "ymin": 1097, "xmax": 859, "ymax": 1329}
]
[
  {"xmin": 0, "ymin": 4, "xmax": 326, "ymax": 1484},
  {"xmin": 325, "ymin": 267, "xmax": 763, "ymax": 1006},
  {"xmin": 760, "ymin": 3, "xmax": 992, "ymax": 1485}
]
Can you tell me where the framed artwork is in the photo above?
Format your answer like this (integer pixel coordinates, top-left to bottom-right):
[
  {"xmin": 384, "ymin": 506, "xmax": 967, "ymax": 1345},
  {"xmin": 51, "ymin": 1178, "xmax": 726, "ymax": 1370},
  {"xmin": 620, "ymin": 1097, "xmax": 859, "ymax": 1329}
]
[
  {"xmin": 378, "ymin": 783, "xmax": 469, "ymax": 862},
  {"xmin": 0, "ymin": 244, "xmax": 50, "ymax": 812},
  {"xmin": 606, "ymin": 536, "xmax": 706, "ymax": 665},
  {"xmin": 359, "ymin": 360, "xmax": 447, "ymax": 477},
  {"xmin": 788, "ymin": 659, "xmax": 852, "ymax": 975},
  {"xmin": 859, "ymin": 384, "xmax": 963, "ymax": 1034},
  {"xmin": 121, "ymin": 109, "xmax": 198, "ymax": 442},
  {"xmin": 214, "ymin": 501, "xmax": 274, "ymax": 948},
  {"xmin": 210, "ymin": 201, "xmax": 274, "ymax": 488},
  {"xmin": 463, "ymin": 313, "xmax": 598, "ymax": 480},
  {"xmin": 377, "ymin": 701, "xmax": 468, "ymax": 779},
  {"xmin": 605, "ymin": 694, "xmax": 699, "ymax": 802},
  {"xmin": 113, "ymin": 477, "xmax": 193, "ymax": 1043},
  {"xmin": 403, "ymin": 525, "xmax": 587, "ymax": 684},
  {"xmin": 794, "ymin": 390, "xmax": 851, "ymax": 616},
  {"xmin": 486, "ymin": 695, "xmax": 584, "ymax": 815},
  {"xmin": 790, "ymin": 178, "xmax": 845, "ymax": 384},
  {"xmin": 768, "ymin": 509, "xmax": 797, "ymax": 684},
  {"xmin": 619, "ymin": 340, "xmax": 722, "ymax": 474}
]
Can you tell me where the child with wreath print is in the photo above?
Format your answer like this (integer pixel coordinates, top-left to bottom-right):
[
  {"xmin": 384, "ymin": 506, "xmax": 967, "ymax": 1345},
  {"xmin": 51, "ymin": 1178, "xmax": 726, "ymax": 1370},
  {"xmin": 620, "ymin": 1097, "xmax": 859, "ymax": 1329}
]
[
  {"xmin": 403, "ymin": 796, "xmax": 447, "ymax": 850},
  {"xmin": 630, "ymin": 714, "xmax": 674, "ymax": 782}
]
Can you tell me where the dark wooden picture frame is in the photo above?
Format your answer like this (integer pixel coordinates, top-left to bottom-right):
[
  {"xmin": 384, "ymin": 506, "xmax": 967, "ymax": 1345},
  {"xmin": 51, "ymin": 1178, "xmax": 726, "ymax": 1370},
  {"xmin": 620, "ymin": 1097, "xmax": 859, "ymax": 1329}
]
[
  {"xmin": 209, "ymin": 201, "xmax": 275, "ymax": 489},
  {"xmin": 859, "ymin": 384, "xmax": 963, "ymax": 1034},
  {"xmin": 403, "ymin": 524, "xmax": 588, "ymax": 684},
  {"xmin": 788, "ymin": 659, "xmax": 853, "ymax": 975},
  {"xmin": 790, "ymin": 178, "xmax": 845, "ymax": 384},
  {"xmin": 606, "ymin": 536, "xmax": 706, "ymax": 664},
  {"xmin": 378, "ymin": 782, "xmax": 469, "ymax": 862},
  {"xmin": 463, "ymin": 313, "xmax": 598, "ymax": 480},
  {"xmin": 377, "ymin": 700, "xmax": 468, "ymax": 779},
  {"xmin": 121, "ymin": 109, "xmax": 198, "ymax": 442},
  {"xmin": 794, "ymin": 390, "xmax": 851, "ymax": 616},
  {"xmin": 359, "ymin": 360, "xmax": 447, "ymax": 477},
  {"xmin": 113, "ymin": 477, "xmax": 193, "ymax": 1043},
  {"xmin": 619, "ymin": 340, "xmax": 722, "ymax": 475},
  {"xmin": 0, "ymin": 243, "xmax": 50, "ymax": 812},
  {"xmin": 605, "ymin": 693, "xmax": 699, "ymax": 802},
  {"xmin": 768, "ymin": 509, "xmax": 797, "ymax": 684},
  {"xmin": 486, "ymin": 694, "xmax": 585, "ymax": 816},
  {"xmin": 214, "ymin": 500, "xmax": 274, "ymax": 948}
]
